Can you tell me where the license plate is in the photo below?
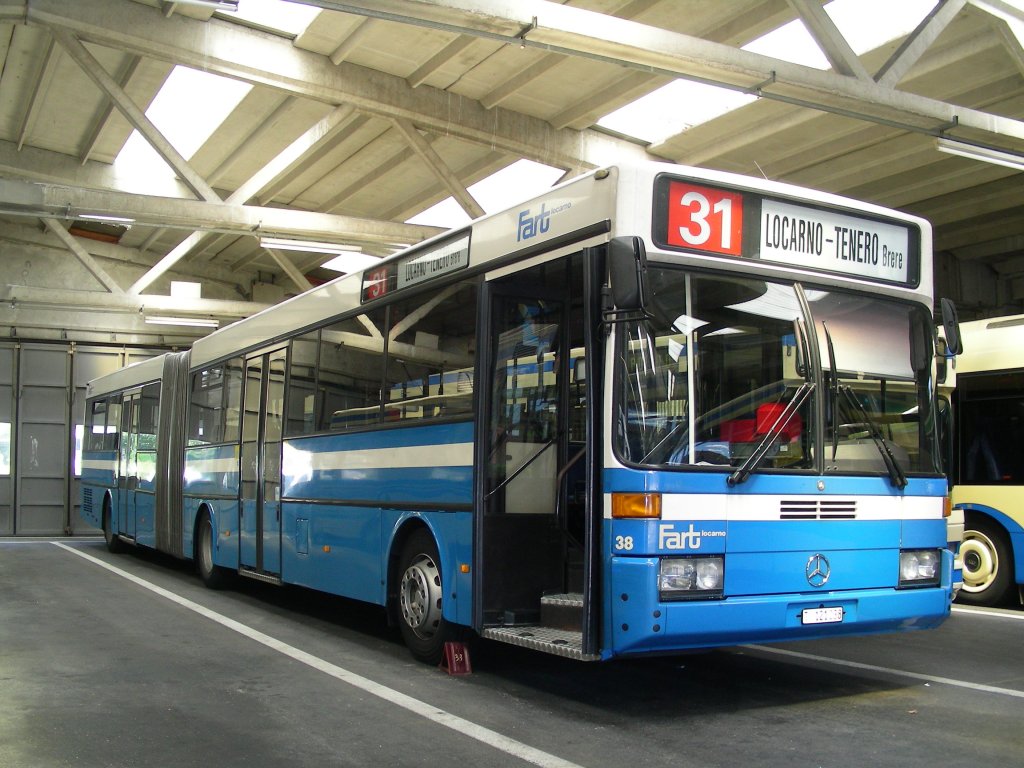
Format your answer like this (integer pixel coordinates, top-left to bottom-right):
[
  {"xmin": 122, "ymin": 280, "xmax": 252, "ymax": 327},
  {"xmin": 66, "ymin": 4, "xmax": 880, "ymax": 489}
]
[{"xmin": 801, "ymin": 606, "xmax": 844, "ymax": 625}]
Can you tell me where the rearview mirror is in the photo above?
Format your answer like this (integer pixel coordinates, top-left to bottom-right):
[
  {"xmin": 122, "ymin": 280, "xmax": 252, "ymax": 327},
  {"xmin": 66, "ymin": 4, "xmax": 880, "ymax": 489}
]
[
  {"xmin": 608, "ymin": 236, "xmax": 651, "ymax": 318},
  {"xmin": 939, "ymin": 298, "xmax": 963, "ymax": 356}
]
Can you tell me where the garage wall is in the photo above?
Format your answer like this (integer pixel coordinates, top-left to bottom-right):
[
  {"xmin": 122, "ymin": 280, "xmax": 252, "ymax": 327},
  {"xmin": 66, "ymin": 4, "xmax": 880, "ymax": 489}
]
[{"xmin": 0, "ymin": 340, "xmax": 164, "ymax": 536}]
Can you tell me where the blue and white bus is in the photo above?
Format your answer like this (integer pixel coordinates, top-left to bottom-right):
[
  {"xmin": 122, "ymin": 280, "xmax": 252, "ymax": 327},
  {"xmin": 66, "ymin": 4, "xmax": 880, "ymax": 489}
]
[{"xmin": 81, "ymin": 162, "xmax": 959, "ymax": 663}]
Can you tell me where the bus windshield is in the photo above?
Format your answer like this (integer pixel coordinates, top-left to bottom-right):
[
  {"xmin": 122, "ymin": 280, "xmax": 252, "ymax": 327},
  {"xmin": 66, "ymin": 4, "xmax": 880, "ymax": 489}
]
[{"xmin": 615, "ymin": 268, "xmax": 939, "ymax": 477}]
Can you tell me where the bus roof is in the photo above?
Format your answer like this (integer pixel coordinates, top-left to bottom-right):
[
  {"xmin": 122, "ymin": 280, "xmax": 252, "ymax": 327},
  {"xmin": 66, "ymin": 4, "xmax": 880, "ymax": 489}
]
[
  {"xmin": 189, "ymin": 164, "xmax": 617, "ymax": 369},
  {"xmin": 85, "ymin": 354, "xmax": 167, "ymax": 400},
  {"xmin": 177, "ymin": 159, "xmax": 931, "ymax": 371},
  {"xmin": 951, "ymin": 314, "xmax": 1024, "ymax": 376}
]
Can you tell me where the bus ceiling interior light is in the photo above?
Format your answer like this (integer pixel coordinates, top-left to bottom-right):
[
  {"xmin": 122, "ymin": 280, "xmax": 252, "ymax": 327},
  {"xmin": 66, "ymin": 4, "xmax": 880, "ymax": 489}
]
[
  {"xmin": 935, "ymin": 138, "xmax": 1024, "ymax": 172},
  {"xmin": 259, "ymin": 237, "xmax": 360, "ymax": 255},
  {"xmin": 144, "ymin": 315, "xmax": 219, "ymax": 329}
]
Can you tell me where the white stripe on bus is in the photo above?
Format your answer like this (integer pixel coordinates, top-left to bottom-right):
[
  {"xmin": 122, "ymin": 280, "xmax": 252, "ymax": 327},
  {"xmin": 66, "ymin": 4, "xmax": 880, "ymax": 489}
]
[
  {"xmin": 604, "ymin": 493, "xmax": 944, "ymax": 520},
  {"xmin": 185, "ymin": 455, "xmax": 240, "ymax": 474},
  {"xmin": 81, "ymin": 459, "xmax": 117, "ymax": 471},
  {"xmin": 282, "ymin": 441, "xmax": 473, "ymax": 471}
]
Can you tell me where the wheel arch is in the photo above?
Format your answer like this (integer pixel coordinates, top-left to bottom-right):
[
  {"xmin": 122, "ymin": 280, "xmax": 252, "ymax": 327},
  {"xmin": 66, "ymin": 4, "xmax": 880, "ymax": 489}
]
[
  {"xmin": 191, "ymin": 502, "xmax": 216, "ymax": 561},
  {"xmin": 385, "ymin": 515, "xmax": 443, "ymax": 625}
]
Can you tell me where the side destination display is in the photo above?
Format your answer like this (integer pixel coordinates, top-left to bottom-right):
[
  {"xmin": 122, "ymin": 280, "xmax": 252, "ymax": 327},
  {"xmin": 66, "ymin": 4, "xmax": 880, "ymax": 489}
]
[
  {"xmin": 652, "ymin": 175, "xmax": 920, "ymax": 287},
  {"xmin": 362, "ymin": 232, "xmax": 470, "ymax": 302}
]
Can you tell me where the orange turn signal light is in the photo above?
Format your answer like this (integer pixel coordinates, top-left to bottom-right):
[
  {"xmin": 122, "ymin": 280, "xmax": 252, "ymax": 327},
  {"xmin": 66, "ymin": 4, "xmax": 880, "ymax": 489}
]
[
  {"xmin": 611, "ymin": 492, "xmax": 662, "ymax": 519},
  {"xmin": 943, "ymin": 496, "xmax": 952, "ymax": 519}
]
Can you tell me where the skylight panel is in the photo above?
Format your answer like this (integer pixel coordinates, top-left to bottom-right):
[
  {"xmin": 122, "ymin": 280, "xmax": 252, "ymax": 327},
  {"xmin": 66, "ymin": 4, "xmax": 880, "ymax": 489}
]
[
  {"xmin": 405, "ymin": 159, "xmax": 565, "ymax": 229},
  {"xmin": 825, "ymin": 0, "xmax": 936, "ymax": 55},
  {"xmin": 115, "ymin": 65, "xmax": 252, "ymax": 181},
  {"xmin": 597, "ymin": 80, "xmax": 756, "ymax": 144},
  {"xmin": 742, "ymin": 17, "xmax": 831, "ymax": 69},
  {"xmin": 227, "ymin": 0, "xmax": 320, "ymax": 36}
]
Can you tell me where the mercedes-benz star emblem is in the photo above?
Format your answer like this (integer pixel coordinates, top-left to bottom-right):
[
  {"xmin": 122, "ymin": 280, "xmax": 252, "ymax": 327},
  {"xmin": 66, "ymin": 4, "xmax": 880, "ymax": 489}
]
[{"xmin": 806, "ymin": 554, "xmax": 831, "ymax": 587}]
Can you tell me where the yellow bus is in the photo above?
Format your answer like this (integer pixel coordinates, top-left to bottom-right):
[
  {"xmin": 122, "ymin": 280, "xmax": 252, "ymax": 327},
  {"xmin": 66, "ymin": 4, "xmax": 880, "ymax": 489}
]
[{"xmin": 946, "ymin": 315, "xmax": 1024, "ymax": 606}]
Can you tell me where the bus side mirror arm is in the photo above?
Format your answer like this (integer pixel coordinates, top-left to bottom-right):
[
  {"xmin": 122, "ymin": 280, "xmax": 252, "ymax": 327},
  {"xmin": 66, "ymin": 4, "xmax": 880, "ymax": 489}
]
[
  {"xmin": 604, "ymin": 236, "xmax": 652, "ymax": 324},
  {"xmin": 939, "ymin": 298, "xmax": 963, "ymax": 356}
]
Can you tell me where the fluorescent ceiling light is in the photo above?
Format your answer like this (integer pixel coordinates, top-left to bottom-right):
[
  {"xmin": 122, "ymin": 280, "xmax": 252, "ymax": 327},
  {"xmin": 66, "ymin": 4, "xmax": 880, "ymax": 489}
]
[
  {"xmin": 78, "ymin": 213, "xmax": 135, "ymax": 225},
  {"xmin": 260, "ymin": 237, "xmax": 360, "ymax": 255},
  {"xmin": 168, "ymin": 0, "xmax": 239, "ymax": 10},
  {"xmin": 145, "ymin": 316, "xmax": 219, "ymax": 328},
  {"xmin": 320, "ymin": 253, "xmax": 382, "ymax": 274},
  {"xmin": 936, "ymin": 138, "xmax": 1024, "ymax": 172}
]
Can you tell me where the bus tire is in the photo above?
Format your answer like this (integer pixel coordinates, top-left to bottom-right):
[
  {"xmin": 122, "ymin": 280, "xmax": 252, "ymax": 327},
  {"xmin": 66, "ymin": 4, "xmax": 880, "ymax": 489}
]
[
  {"xmin": 396, "ymin": 529, "xmax": 457, "ymax": 665},
  {"xmin": 195, "ymin": 511, "xmax": 229, "ymax": 590},
  {"xmin": 102, "ymin": 499, "xmax": 124, "ymax": 554},
  {"xmin": 958, "ymin": 517, "xmax": 1014, "ymax": 607}
]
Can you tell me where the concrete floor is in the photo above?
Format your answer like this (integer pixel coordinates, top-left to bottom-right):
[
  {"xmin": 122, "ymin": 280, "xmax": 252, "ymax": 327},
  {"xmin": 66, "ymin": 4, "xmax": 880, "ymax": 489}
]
[{"xmin": 3, "ymin": 538, "xmax": 1023, "ymax": 768}]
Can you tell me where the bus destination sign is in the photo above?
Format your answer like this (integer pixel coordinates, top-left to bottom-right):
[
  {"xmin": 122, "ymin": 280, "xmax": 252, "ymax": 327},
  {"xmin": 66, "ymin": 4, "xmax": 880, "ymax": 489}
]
[
  {"xmin": 397, "ymin": 234, "xmax": 469, "ymax": 289},
  {"xmin": 760, "ymin": 198, "xmax": 910, "ymax": 284},
  {"xmin": 361, "ymin": 233, "xmax": 470, "ymax": 303},
  {"xmin": 654, "ymin": 176, "xmax": 918, "ymax": 286}
]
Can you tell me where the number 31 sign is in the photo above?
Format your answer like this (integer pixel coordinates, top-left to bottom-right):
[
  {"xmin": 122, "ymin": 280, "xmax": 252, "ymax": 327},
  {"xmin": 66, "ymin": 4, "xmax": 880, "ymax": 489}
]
[{"xmin": 665, "ymin": 181, "xmax": 744, "ymax": 256}]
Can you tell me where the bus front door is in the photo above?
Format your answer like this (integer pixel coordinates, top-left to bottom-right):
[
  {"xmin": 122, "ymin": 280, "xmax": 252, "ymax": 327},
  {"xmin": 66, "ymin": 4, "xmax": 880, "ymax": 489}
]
[
  {"xmin": 480, "ymin": 255, "xmax": 594, "ymax": 652},
  {"xmin": 240, "ymin": 348, "xmax": 286, "ymax": 578}
]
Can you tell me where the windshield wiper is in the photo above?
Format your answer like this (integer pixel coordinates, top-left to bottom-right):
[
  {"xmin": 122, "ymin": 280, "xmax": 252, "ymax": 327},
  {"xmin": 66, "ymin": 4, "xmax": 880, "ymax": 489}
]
[
  {"xmin": 728, "ymin": 381, "xmax": 815, "ymax": 486},
  {"xmin": 821, "ymin": 321, "xmax": 840, "ymax": 463},
  {"xmin": 837, "ymin": 385, "xmax": 908, "ymax": 489}
]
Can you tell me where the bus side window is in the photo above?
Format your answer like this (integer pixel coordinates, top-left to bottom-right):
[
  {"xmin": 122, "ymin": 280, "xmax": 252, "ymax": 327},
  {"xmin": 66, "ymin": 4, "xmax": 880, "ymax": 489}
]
[
  {"xmin": 320, "ymin": 308, "xmax": 387, "ymax": 431},
  {"xmin": 286, "ymin": 331, "xmax": 319, "ymax": 436},
  {"xmin": 188, "ymin": 359, "xmax": 243, "ymax": 445},
  {"xmin": 384, "ymin": 282, "xmax": 477, "ymax": 424}
]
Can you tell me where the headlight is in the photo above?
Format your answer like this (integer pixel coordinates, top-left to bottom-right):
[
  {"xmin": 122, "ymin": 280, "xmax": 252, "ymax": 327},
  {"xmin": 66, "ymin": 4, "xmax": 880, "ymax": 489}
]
[
  {"xmin": 659, "ymin": 556, "xmax": 724, "ymax": 601},
  {"xmin": 899, "ymin": 549, "xmax": 941, "ymax": 587}
]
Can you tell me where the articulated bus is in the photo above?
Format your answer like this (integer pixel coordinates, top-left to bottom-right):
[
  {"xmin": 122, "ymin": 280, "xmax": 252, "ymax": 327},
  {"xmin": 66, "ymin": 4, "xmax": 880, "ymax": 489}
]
[
  {"xmin": 943, "ymin": 315, "xmax": 1024, "ymax": 606},
  {"xmin": 81, "ymin": 162, "xmax": 958, "ymax": 664}
]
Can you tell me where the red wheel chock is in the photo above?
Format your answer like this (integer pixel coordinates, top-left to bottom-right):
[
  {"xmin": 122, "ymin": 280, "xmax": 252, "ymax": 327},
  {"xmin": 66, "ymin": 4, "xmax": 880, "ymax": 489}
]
[{"xmin": 440, "ymin": 641, "xmax": 472, "ymax": 675}]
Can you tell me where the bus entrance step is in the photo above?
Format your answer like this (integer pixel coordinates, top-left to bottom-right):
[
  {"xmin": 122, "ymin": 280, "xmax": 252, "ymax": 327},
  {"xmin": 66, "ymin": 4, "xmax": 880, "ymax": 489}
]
[
  {"xmin": 481, "ymin": 625, "xmax": 599, "ymax": 661},
  {"xmin": 238, "ymin": 567, "xmax": 282, "ymax": 586},
  {"xmin": 540, "ymin": 592, "xmax": 584, "ymax": 632}
]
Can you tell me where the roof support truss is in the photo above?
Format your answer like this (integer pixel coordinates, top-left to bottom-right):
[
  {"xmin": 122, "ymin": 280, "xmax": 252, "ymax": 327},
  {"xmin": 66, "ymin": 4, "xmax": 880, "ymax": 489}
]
[
  {"xmin": 310, "ymin": 0, "xmax": 1024, "ymax": 152},
  {"xmin": 41, "ymin": 217, "xmax": 125, "ymax": 295},
  {"xmin": 49, "ymin": 27, "xmax": 222, "ymax": 202}
]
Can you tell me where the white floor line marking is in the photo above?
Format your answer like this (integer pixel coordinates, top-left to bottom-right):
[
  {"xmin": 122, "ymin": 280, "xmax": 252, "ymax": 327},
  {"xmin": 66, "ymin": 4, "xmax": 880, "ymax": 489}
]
[
  {"xmin": 952, "ymin": 605, "xmax": 1024, "ymax": 621},
  {"xmin": 743, "ymin": 644, "xmax": 1024, "ymax": 699},
  {"xmin": 53, "ymin": 542, "xmax": 584, "ymax": 768}
]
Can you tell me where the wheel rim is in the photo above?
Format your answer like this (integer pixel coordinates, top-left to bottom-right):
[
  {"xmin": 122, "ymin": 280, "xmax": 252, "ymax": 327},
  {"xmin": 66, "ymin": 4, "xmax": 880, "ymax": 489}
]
[
  {"xmin": 399, "ymin": 553, "xmax": 442, "ymax": 640},
  {"xmin": 198, "ymin": 519, "xmax": 213, "ymax": 577},
  {"xmin": 960, "ymin": 531, "xmax": 998, "ymax": 593}
]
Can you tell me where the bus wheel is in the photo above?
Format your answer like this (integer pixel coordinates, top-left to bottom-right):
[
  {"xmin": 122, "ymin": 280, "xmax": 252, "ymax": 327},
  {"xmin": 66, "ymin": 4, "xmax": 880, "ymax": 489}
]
[
  {"xmin": 102, "ymin": 500, "xmax": 124, "ymax": 554},
  {"xmin": 397, "ymin": 529, "xmax": 456, "ymax": 664},
  {"xmin": 196, "ymin": 512, "xmax": 228, "ymax": 590},
  {"xmin": 958, "ymin": 518, "xmax": 1013, "ymax": 607}
]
